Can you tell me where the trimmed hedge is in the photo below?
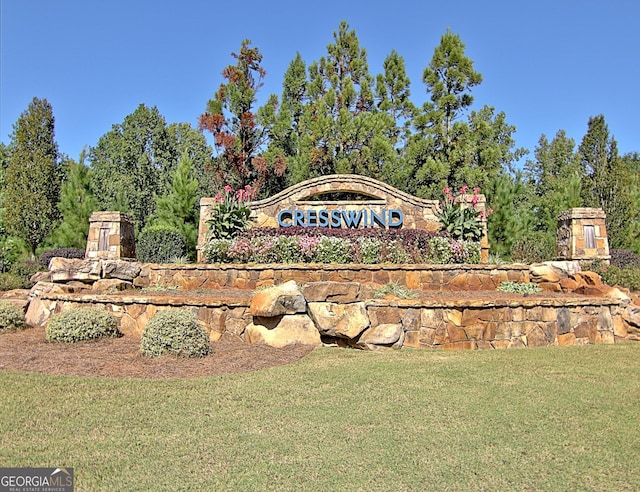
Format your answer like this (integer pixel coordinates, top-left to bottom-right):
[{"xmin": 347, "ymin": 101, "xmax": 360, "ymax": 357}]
[
  {"xmin": 136, "ymin": 226, "xmax": 187, "ymax": 263},
  {"xmin": 46, "ymin": 308, "xmax": 120, "ymax": 343},
  {"xmin": 0, "ymin": 300, "xmax": 26, "ymax": 332},
  {"xmin": 140, "ymin": 309, "xmax": 210, "ymax": 358}
]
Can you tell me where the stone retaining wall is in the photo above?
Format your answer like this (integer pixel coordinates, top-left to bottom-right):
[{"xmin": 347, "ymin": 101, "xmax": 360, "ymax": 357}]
[
  {"xmin": 28, "ymin": 284, "xmax": 634, "ymax": 350},
  {"xmin": 144, "ymin": 263, "xmax": 530, "ymax": 291}
]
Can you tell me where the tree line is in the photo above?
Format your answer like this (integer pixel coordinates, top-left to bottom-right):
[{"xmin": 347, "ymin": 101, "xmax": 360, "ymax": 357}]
[{"xmin": 1, "ymin": 21, "xmax": 638, "ymax": 265}]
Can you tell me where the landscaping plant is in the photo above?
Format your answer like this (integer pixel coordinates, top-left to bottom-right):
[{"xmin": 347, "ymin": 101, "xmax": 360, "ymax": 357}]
[
  {"xmin": 140, "ymin": 309, "xmax": 210, "ymax": 358},
  {"xmin": 0, "ymin": 300, "xmax": 26, "ymax": 332},
  {"xmin": 136, "ymin": 225, "xmax": 187, "ymax": 263},
  {"xmin": 207, "ymin": 185, "xmax": 254, "ymax": 240},
  {"xmin": 46, "ymin": 308, "xmax": 120, "ymax": 343},
  {"xmin": 436, "ymin": 185, "xmax": 489, "ymax": 242}
]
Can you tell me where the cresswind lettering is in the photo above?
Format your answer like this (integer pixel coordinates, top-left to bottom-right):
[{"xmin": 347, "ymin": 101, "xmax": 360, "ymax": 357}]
[{"xmin": 276, "ymin": 208, "xmax": 404, "ymax": 229}]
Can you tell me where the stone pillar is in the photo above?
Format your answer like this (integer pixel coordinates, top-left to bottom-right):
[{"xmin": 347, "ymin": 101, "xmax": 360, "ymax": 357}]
[
  {"xmin": 556, "ymin": 208, "xmax": 610, "ymax": 263},
  {"xmin": 86, "ymin": 212, "xmax": 136, "ymax": 259}
]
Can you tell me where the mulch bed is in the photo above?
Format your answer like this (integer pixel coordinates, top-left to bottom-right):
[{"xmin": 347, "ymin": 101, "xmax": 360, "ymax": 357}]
[{"xmin": 0, "ymin": 326, "xmax": 315, "ymax": 379}]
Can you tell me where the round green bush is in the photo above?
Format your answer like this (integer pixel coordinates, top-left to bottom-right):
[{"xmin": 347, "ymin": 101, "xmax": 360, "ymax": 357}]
[
  {"xmin": 140, "ymin": 309, "xmax": 210, "ymax": 358},
  {"xmin": 0, "ymin": 300, "xmax": 26, "ymax": 332},
  {"xmin": 136, "ymin": 225, "xmax": 187, "ymax": 263},
  {"xmin": 46, "ymin": 308, "xmax": 120, "ymax": 343}
]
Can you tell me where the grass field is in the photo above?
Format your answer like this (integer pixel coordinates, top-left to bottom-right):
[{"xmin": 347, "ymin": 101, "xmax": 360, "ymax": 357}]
[{"xmin": 1, "ymin": 343, "xmax": 639, "ymax": 491}]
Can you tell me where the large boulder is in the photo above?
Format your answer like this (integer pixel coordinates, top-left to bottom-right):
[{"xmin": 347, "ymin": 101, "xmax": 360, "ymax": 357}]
[
  {"xmin": 357, "ymin": 323, "xmax": 404, "ymax": 350},
  {"xmin": 249, "ymin": 281, "xmax": 306, "ymax": 317},
  {"xmin": 49, "ymin": 258, "xmax": 102, "ymax": 283},
  {"xmin": 101, "ymin": 260, "xmax": 141, "ymax": 281},
  {"xmin": 307, "ymin": 302, "xmax": 369, "ymax": 339},
  {"xmin": 303, "ymin": 282, "xmax": 373, "ymax": 303},
  {"xmin": 529, "ymin": 261, "xmax": 581, "ymax": 283},
  {"xmin": 244, "ymin": 314, "xmax": 321, "ymax": 348}
]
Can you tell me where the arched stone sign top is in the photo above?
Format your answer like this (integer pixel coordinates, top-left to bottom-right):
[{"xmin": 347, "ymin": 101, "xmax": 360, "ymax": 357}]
[
  {"xmin": 251, "ymin": 174, "xmax": 435, "ymax": 208},
  {"xmin": 197, "ymin": 174, "xmax": 488, "ymax": 262}
]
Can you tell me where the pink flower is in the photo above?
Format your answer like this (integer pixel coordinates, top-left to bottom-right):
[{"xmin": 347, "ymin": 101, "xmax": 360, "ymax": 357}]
[
  {"xmin": 224, "ymin": 185, "xmax": 233, "ymax": 193},
  {"xmin": 473, "ymin": 187, "xmax": 480, "ymax": 195},
  {"xmin": 471, "ymin": 195, "xmax": 479, "ymax": 206},
  {"xmin": 460, "ymin": 185, "xmax": 469, "ymax": 194},
  {"xmin": 443, "ymin": 187, "xmax": 451, "ymax": 195}
]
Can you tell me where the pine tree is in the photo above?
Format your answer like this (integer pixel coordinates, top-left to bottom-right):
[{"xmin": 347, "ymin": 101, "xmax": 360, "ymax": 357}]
[
  {"xmin": 409, "ymin": 29, "xmax": 483, "ymax": 198},
  {"xmin": 199, "ymin": 39, "xmax": 283, "ymax": 197},
  {"xmin": 5, "ymin": 97, "xmax": 61, "ymax": 259},
  {"xmin": 150, "ymin": 152, "xmax": 200, "ymax": 259},
  {"xmin": 525, "ymin": 130, "xmax": 582, "ymax": 232},
  {"xmin": 578, "ymin": 115, "xmax": 630, "ymax": 248},
  {"xmin": 48, "ymin": 149, "xmax": 99, "ymax": 249}
]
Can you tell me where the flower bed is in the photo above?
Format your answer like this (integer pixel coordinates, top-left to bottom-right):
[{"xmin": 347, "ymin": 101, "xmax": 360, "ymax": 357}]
[{"xmin": 202, "ymin": 227, "xmax": 481, "ymax": 265}]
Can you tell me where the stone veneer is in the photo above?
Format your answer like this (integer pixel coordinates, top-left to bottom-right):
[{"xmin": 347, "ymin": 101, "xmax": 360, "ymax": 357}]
[
  {"xmin": 142, "ymin": 263, "xmax": 527, "ymax": 291},
  {"xmin": 28, "ymin": 287, "xmax": 629, "ymax": 349},
  {"xmin": 31, "ymin": 258, "xmax": 639, "ymax": 350},
  {"xmin": 86, "ymin": 211, "xmax": 136, "ymax": 259},
  {"xmin": 556, "ymin": 207, "xmax": 610, "ymax": 263}
]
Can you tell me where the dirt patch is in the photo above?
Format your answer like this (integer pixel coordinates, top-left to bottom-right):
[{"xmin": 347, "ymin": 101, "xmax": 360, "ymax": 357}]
[{"xmin": 0, "ymin": 326, "xmax": 315, "ymax": 379}]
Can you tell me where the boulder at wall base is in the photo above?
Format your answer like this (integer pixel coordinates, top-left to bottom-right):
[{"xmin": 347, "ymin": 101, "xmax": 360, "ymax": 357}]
[
  {"xmin": 307, "ymin": 302, "xmax": 369, "ymax": 339},
  {"xmin": 249, "ymin": 280, "xmax": 307, "ymax": 317},
  {"xmin": 244, "ymin": 314, "xmax": 322, "ymax": 348},
  {"xmin": 622, "ymin": 304, "xmax": 640, "ymax": 329},
  {"xmin": 357, "ymin": 323, "xmax": 404, "ymax": 350}
]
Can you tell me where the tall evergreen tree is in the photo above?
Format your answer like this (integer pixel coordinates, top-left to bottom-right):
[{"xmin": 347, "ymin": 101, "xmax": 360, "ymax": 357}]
[
  {"xmin": 199, "ymin": 39, "xmax": 283, "ymax": 197},
  {"xmin": 48, "ymin": 149, "xmax": 99, "ymax": 249},
  {"xmin": 578, "ymin": 115, "xmax": 630, "ymax": 248},
  {"xmin": 485, "ymin": 171, "xmax": 535, "ymax": 258},
  {"xmin": 408, "ymin": 30, "xmax": 484, "ymax": 198},
  {"xmin": 150, "ymin": 152, "xmax": 200, "ymax": 259},
  {"xmin": 525, "ymin": 130, "xmax": 582, "ymax": 232},
  {"xmin": 287, "ymin": 21, "xmax": 397, "ymax": 182},
  {"xmin": 4, "ymin": 97, "xmax": 61, "ymax": 258}
]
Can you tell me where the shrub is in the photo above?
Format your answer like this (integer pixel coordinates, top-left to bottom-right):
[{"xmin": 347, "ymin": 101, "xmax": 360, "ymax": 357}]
[
  {"xmin": 38, "ymin": 247, "xmax": 85, "ymax": 269},
  {"xmin": 314, "ymin": 236, "xmax": 354, "ymax": 263},
  {"xmin": 273, "ymin": 236, "xmax": 302, "ymax": 263},
  {"xmin": 424, "ymin": 236, "xmax": 453, "ymax": 264},
  {"xmin": 137, "ymin": 225, "xmax": 187, "ymax": 263},
  {"xmin": 0, "ymin": 300, "xmax": 26, "ymax": 332},
  {"xmin": 497, "ymin": 282, "xmax": 542, "ymax": 294},
  {"xmin": 46, "ymin": 308, "xmax": 120, "ymax": 343},
  {"xmin": 610, "ymin": 249, "xmax": 640, "ymax": 268},
  {"xmin": 355, "ymin": 237, "xmax": 383, "ymax": 264},
  {"xmin": 0, "ymin": 273, "xmax": 29, "ymax": 291},
  {"xmin": 511, "ymin": 232, "xmax": 555, "ymax": 264},
  {"xmin": 590, "ymin": 263, "xmax": 640, "ymax": 291},
  {"xmin": 202, "ymin": 239, "xmax": 232, "ymax": 263},
  {"xmin": 0, "ymin": 261, "xmax": 43, "ymax": 290},
  {"xmin": 201, "ymin": 228, "xmax": 481, "ymax": 265},
  {"xmin": 140, "ymin": 309, "xmax": 210, "ymax": 358}
]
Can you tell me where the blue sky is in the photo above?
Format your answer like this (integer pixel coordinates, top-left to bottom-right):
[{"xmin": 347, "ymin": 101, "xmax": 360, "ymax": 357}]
[{"xmin": 2, "ymin": 0, "xmax": 638, "ymax": 165}]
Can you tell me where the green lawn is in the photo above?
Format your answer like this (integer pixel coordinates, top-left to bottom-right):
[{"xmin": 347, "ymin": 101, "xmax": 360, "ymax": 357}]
[{"xmin": 1, "ymin": 344, "xmax": 639, "ymax": 491}]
